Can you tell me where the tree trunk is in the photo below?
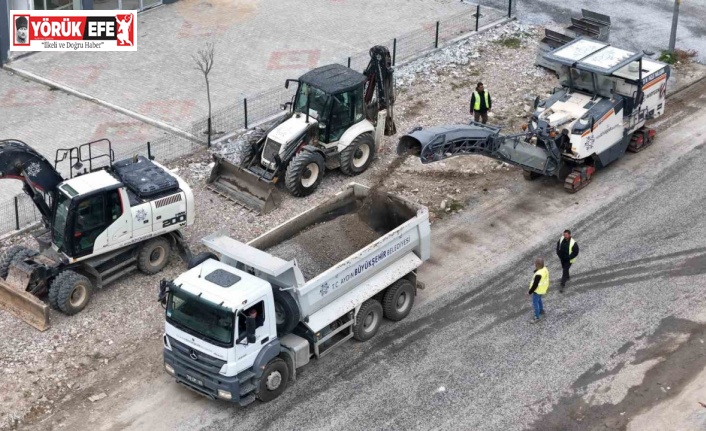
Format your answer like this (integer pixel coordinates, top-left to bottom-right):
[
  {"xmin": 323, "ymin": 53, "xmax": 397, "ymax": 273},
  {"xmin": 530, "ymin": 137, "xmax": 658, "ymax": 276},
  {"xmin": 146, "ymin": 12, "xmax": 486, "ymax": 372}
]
[{"xmin": 206, "ymin": 77, "xmax": 212, "ymax": 148}]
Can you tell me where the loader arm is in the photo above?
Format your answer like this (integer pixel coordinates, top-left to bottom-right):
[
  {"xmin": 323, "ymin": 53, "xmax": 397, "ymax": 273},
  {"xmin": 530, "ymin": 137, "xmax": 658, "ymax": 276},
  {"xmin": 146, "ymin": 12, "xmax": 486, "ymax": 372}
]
[
  {"xmin": 0, "ymin": 139, "xmax": 64, "ymax": 223},
  {"xmin": 363, "ymin": 45, "xmax": 396, "ymax": 135},
  {"xmin": 397, "ymin": 122, "xmax": 562, "ymax": 178}
]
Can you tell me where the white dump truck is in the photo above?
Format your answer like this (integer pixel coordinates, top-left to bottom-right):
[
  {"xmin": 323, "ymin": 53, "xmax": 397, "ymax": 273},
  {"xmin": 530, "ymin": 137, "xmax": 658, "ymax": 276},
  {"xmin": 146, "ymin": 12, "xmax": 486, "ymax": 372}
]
[{"xmin": 159, "ymin": 183, "xmax": 430, "ymax": 405}]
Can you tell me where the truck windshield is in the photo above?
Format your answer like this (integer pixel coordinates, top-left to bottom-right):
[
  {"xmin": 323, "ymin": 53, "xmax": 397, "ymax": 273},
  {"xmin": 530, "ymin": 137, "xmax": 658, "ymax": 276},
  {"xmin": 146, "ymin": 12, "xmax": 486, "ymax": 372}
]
[
  {"xmin": 166, "ymin": 289, "xmax": 235, "ymax": 348},
  {"xmin": 52, "ymin": 191, "xmax": 71, "ymax": 250},
  {"xmin": 295, "ymin": 83, "xmax": 328, "ymax": 120}
]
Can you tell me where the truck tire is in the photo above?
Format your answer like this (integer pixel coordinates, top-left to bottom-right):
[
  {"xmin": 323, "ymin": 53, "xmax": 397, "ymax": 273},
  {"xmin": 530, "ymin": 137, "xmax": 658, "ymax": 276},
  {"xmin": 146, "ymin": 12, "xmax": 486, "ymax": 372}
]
[
  {"xmin": 382, "ymin": 279, "xmax": 415, "ymax": 321},
  {"xmin": 50, "ymin": 271, "xmax": 93, "ymax": 315},
  {"xmin": 138, "ymin": 237, "xmax": 171, "ymax": 274},
  {"xmin": 0, "ymin": 246, "xmax": 38, "ymax": 279},
  {"xmin": 257, "ymin": 358, "xmax": 289, "ymax": 402},
  {"xmin": 187, "ymin": 252, "xmax": 219, "ymax": 269},
  {"xmin": 272, "ymin": 288, "xmax": 300, "ymax": 335},
  {"xmin": 340, "ymin": 132, "xmax": 375, "ymax": 176},
  {"xmin": 285, "ymin": 150, "xmax": 325, "ymax": 197},
  {"xmin": 353, "ymin": 299, "xmax": 383, "ymax": 342}
]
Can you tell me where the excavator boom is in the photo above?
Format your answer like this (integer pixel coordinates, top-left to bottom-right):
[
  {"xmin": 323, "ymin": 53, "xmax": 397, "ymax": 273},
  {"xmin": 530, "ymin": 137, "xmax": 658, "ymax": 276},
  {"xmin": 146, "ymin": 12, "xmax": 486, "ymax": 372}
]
[{"xmin": 0, "ymin": 139, "xmax": 64, "ymax": 224}]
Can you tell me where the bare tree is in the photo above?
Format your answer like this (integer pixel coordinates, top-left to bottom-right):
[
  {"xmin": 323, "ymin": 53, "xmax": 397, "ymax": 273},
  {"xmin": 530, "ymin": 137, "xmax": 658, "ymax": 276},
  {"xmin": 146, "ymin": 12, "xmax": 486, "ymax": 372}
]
[{"xmin": 193, "ymin": 43, "xmax": 215, "ymax": 147}]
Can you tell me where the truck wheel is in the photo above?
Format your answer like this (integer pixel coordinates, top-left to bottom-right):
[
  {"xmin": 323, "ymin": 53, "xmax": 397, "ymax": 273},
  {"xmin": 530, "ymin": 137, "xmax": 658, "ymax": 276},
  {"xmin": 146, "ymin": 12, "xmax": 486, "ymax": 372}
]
[
  {"xmin": 50, "ymin": 271, "xmax": 93, "ymax": 315},
  {"xmin": 272, "ymin": 288, "xmax": 300, "ymax": 335},
  {"xmin": 285, "ymin": 150, "xmax": 325, "ymax": 197},
  {"xmin": 257, "ymin": 358, "xmax": 289, "ymax": 402},
  {"xmin": 187, "ymin": 252, "xmax": 220, "ymax": 270},
  {"xmin": 138, "ymin": 237, "xmax": 171, "ymax": 274},
  {"xmin": 0, "ymin": 246, "xmax": 38, "ymax": 279},
  {"xmin": 340, "ymin": 132, "xmax": 375, "ymax": 176},
  {"xmin": 383, "ymin": 279, "xmax": 415, "ymax": 321},
  {"xmin": 353, "ymin": 299, "xmax": 383, "ymax": 342}
]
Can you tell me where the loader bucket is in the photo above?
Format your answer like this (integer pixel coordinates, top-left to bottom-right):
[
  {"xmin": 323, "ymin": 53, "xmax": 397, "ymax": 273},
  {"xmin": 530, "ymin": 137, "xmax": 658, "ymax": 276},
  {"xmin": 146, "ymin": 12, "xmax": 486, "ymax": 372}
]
[
  {"xmin": 0, "ymin": 265, "xmax": 50, "ymax": 331},
  {"xmin": 207, "ymin": 155, "xmax": 280, "ymax": 214}
]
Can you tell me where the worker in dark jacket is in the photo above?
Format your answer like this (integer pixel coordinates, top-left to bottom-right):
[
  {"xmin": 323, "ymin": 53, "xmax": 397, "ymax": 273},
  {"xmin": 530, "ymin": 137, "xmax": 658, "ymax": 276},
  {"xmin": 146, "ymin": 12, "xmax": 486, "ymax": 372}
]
[
  {"xmin": 556, "ymin": 229, "xmax": 579, "ymax": 293},
  {"xmin": 528, "ymin": 257, "xmax": 549, "ymax": 323},
  {"xmin": 469, "ymin": 82, "xmax": 492, "ymax": 124}
]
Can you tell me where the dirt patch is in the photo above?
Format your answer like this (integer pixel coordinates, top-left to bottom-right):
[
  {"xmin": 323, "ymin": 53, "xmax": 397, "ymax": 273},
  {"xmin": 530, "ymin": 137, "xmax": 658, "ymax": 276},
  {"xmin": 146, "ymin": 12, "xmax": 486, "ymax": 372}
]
[{"xmin": 266, "ymin": 214, "xmax": 382, "ymax": 280}]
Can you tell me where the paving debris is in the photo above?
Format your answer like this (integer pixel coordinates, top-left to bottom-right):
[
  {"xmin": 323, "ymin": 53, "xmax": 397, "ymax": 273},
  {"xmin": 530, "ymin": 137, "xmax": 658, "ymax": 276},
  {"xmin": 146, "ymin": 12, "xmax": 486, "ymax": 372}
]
[{"xmin": 87, "ymin": 393, "xmax": 108, "ymax": 403}]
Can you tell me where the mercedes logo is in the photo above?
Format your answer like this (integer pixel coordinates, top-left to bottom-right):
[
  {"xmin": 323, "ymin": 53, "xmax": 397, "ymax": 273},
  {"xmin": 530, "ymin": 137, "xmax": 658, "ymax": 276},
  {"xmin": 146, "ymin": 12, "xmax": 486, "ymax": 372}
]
[{"xmin": 189, "ymin": 349, "xmax": 198, "ymax": 360}]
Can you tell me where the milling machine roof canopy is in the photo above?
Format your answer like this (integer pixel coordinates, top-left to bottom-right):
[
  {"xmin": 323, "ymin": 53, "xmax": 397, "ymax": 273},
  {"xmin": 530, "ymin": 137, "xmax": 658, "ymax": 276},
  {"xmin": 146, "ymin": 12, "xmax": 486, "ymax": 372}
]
[{"xmin": 543, "ymin": 37, "xmax": 645, "ymax": 75}]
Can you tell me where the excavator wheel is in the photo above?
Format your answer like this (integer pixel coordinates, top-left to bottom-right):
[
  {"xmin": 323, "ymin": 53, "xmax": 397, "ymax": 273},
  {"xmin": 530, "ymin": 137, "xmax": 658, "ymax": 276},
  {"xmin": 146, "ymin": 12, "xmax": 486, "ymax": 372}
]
[
  {"xmin": 340, "ymin": 132, "xmax": 375, "ymax": 176},
  {"xmin": 49, "ymin": 271, "xmax": 93, "ymax": 315},
  {"xmin": 0, "ymin": 246, "xmax": 38, "ymax": 279},
  {"xmin": 564, "ymin": 166, "xmax": 596, "ymax": 193},
  {"xmin": 285, "ymin": 150, "xmax": 325, "ymax": 197},
  {"xmin": 138, "ymin": 237, "xmax": 172, "ymax": 275}
]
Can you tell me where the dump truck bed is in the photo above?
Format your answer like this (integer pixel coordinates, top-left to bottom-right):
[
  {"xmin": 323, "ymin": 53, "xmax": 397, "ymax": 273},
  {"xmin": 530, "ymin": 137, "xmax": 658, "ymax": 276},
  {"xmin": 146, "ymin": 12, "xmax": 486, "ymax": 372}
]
[{"xmin": 248, "ymin": 183, "xmax": 430, "ymax": 324}]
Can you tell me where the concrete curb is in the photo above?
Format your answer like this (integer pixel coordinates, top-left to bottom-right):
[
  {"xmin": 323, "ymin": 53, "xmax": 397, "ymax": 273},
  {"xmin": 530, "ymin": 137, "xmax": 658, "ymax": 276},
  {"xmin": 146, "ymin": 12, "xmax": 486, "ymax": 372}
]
[
  {"xmin": 1, "ymin": 66, "xmax": 204, "ymax": 145},
  {"xmin": 0, "ymin": 222, "xmax": 41, "ymax": 242}
]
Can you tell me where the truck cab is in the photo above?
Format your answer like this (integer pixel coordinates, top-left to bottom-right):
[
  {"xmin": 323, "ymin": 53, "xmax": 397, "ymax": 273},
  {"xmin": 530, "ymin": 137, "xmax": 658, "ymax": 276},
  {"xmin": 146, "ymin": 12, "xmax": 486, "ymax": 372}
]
[{"xmin": 162, "ymin": 258, "xmax": 281, "ymax": 404}]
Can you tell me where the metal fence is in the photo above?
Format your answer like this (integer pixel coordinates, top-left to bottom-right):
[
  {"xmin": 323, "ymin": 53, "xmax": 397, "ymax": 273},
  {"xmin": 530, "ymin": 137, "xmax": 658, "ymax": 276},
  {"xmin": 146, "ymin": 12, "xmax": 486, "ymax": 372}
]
[
  {"xmin": 0, "ymin": 1, "xmax": 513, "ymax": 237},
  {"xmin": 189, "ymin": 1, "xmax": 512, "ymax": 145}
]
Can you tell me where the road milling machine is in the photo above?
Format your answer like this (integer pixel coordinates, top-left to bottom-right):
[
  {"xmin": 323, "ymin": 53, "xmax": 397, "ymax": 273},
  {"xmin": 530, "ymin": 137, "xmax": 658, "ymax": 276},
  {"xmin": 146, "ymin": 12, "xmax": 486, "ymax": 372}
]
[
  {"xmin": 208, "ymin": 45, "xmax": 397, "ymax": 214},
  {"xmin": 398, "ymin": 38, "xmax": 670, "ymax": 192},
  {"xmin": 0, "ymin": 139, "xmax": 194, "ymax": 330}
]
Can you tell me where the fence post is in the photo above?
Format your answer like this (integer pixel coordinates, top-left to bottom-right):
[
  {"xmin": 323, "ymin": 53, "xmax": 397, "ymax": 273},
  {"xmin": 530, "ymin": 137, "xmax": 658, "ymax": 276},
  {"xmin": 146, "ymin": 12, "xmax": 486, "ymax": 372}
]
[
  {"xmin": 392, "ymin": 38, "xmax": 397, "ymax": 66},
  {"xmin": 434, "ymin": 21, "xmax": 440, "ymax": 48},
  {"xmin": 508, "ymin": 0, "xmax": 512, "ymax": 18},
  {"xmin": 475, "ymin": 5, "xmax": 480, "ymax": 31},
  {"xmin": 14, "ymin": 196, "xmax": 20, "ymax": 231},
  {"xmin": 347, "ymin": 57, "xmax": 351, "ymax": 68},
  {"xmin": 243, "ymin": 98, "xmax": 248, "ymax": 130}
]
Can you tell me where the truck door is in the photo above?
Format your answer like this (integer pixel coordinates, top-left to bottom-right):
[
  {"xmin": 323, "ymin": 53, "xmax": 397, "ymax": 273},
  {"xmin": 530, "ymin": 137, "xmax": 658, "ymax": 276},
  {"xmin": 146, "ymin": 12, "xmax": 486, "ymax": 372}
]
[
  {"xmin": 236, "ymin": 299, "xmax": 271, "ymax": 369},
  {"xmin": 105, "ymin": 188, "xmax": 132, "ymax": 247}
]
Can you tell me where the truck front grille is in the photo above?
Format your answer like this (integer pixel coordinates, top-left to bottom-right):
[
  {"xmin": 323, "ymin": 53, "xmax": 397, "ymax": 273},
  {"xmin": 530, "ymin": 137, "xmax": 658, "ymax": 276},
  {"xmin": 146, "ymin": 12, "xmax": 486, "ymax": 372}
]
[
  {"xmin": 262, "ymin": 138, "xmax": 282, "ymax": 163},
  {"xmin": 167, "ymin": 336, "xmax": 226, "ymax": 376}
]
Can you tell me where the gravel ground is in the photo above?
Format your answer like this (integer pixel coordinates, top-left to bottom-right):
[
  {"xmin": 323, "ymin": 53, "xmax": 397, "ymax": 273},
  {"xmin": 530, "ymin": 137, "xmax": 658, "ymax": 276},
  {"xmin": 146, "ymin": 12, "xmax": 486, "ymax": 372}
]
[{"xmin": 1, "ymin": 19, "xmax": 700, "ymax": 429}]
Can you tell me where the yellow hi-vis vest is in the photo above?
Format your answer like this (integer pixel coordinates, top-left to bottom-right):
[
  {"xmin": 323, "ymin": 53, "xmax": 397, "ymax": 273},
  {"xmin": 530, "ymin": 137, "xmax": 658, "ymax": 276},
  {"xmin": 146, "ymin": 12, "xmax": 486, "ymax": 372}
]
[
  {"xmin": 531, "ymin": 267, "xmax": 550, "ymax": 295},
  {"xmin": 473, "ymin": 91, "xmax": 490, "ymax": 111},
  {"xmin": 560, "ymin": 237, "xmax": 577, "ymax": 264}
]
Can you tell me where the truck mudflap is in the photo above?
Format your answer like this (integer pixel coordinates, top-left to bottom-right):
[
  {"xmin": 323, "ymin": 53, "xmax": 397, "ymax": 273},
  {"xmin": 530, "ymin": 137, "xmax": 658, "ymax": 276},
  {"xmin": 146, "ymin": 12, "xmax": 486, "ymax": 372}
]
[
  {"xmin": 206, "ymin": 154, "xmax": 280, "ymax": 214},
  {"xmin": 0, "ymin": 265, "xmax": 50, "ymax": 331}
]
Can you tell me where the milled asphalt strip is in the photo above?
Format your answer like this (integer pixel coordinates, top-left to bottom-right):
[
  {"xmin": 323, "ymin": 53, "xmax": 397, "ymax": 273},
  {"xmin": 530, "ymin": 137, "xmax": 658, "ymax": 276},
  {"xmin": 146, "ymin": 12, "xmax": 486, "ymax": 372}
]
[{"xmin": 1, "ymin": 66, "xmax": 204, "ymax": 144}]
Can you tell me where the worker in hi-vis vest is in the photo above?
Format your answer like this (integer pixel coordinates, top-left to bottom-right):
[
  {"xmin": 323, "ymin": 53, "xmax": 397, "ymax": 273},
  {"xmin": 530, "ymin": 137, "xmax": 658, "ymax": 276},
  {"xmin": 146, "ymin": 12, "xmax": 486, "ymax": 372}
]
[
  {"xmin": 556, "ymin": 229, "xmax": 579, "ymax": 293},
  {"xmin": 469, "ymin": 82, "xmax": 492, "ymax": 124},
  {"xmin": 528, "ymin": 258, "xmax": 549, "ymax": 323}
]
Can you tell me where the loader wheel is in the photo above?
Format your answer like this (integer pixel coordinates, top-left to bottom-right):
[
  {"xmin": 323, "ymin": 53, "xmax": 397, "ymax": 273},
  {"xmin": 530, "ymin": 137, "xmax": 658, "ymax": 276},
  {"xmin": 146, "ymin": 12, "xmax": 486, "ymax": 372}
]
[
  {"xmin": 523, "ymin": 170, "xmax": 540, "ymax": 181},
  {"xmin": 285, "ymin": 150, "xmax": 325, "ymax": 197},
  {"xmin": 272, "ymin": 288, "xmax": 300, "ymax": 335},
  {"xmin": 383, "ymin": 279, "xmax": 415, "ymax": 321},
  {"xmin": 340, "ymin": 132, "xmax": 375, "ymax": 176},
  {"xmin": 51, "ymin": 271, "xmax": 93, "ymax": 315},
  {"xmin": 0, "ymin": 246, "xmax": 38, "ymax": 279},
  {"xmin": 236, "ymin": 128, "xmax": 265, "ymax": 166},
  {"xmin": 138, "ymin": 237, "xmax": 171, "ymax": 274},
  {"xmin": 257, "ymin": 358, "xmax": 289, "ymax": 402},
  {"xmin": 353, "ymin": 299, "xmax": 383, "ymax": 342}
]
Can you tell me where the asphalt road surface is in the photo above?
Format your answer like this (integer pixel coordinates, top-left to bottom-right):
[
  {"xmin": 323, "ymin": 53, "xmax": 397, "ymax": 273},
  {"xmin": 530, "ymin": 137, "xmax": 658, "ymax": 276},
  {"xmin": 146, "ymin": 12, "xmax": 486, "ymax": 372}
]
[{"xmin": 38, "ymin": 75, "xmax": 706, "ymax": 431}]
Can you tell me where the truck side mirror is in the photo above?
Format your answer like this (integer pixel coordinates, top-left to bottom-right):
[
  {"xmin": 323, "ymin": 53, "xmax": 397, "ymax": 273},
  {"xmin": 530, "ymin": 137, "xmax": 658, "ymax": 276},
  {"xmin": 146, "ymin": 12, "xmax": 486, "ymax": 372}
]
[
  {"xmin": 246, "ymin": 316, "xmax": 257, "ymax": 344},
  {"xmin": 533, "ymin": 96, "xmax": 540, "ymax": 110},
  {"xmin": 285, "ymin": 80, "xmax": 290, "ymax": 89},
  {"xmin": 158, "ymin": 279, "xmax": 170, "ymax": 307}
]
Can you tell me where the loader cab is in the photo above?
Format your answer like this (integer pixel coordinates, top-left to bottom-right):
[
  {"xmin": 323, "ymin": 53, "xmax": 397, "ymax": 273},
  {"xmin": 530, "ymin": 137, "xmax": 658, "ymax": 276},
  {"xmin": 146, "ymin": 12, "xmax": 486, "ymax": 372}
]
[
  {"xmin": 293, "ymin": 64, "xmax": 367, "ymax": 144},
  {"xmin": 51, "ymin": 171, "xmax": 127, "ymax": 259}
]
